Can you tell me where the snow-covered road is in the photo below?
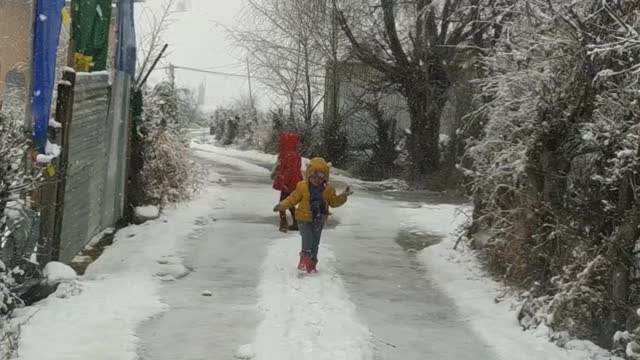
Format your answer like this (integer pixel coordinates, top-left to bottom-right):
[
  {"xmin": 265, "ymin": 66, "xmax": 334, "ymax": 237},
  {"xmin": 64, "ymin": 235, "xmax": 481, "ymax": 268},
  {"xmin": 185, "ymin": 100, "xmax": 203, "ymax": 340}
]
[
  {"xmin": 137, "ymin": 146, "xmax": 498, "ymax": 360},
  {"xmin": 14, "ymin": 142, "xmax": 614, "ymax": 360}
]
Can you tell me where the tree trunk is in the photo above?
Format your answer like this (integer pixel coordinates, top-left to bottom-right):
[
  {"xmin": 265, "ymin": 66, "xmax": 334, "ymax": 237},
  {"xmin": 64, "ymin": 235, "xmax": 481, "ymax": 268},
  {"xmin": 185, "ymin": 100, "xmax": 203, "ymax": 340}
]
[
  {"xmin": 288, "ymin": 97, "xmax": 295, "ymax": 124},
  {"xmin": 603, "ymin": 205, "xmax": 638, "ymax": 347},
  {"xmin": 303, "ymin": 42, "xmax": 313, "ymax": 124},
  {"xmin": 405, "ymin": 85, "xmax": 445, "ymax": 177}
]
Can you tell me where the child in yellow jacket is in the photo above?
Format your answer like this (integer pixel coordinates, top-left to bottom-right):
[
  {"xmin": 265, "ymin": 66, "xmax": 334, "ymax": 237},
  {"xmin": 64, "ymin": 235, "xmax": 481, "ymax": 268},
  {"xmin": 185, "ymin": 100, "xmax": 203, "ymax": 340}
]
[{"xmin": 273, "ymin": 157, "xmax": 353, "ymax": 273}]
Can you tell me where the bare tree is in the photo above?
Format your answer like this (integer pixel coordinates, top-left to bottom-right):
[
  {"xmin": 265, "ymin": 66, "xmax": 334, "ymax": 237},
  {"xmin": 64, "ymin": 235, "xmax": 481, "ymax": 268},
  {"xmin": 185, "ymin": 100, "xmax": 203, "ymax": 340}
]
[
  {"xmin": 135, "ymin": 0, "xmax": 178, "ymax": 86},
  {"xmin": 334, "ymin": 0, "xmax": 510, "ymax": 177},
  {"xmin": 230, "ymin": 0, "xmax": 334, "ymax": 124}
]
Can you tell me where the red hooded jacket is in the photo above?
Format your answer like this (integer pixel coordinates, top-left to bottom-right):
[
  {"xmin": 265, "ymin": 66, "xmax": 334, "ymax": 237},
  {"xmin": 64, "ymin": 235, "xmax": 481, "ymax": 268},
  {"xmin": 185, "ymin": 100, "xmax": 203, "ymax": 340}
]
[{"xmin": 272, "ymin": 132, "xmax": 303, "ymax": 192}]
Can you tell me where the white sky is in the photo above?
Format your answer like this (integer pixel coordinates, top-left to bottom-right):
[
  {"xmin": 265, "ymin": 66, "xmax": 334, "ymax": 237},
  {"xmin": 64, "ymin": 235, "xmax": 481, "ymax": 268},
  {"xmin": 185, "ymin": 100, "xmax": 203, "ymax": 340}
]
[{"xmin": 137, "ymin": 0, "xmax": 261, "ymax": 111}]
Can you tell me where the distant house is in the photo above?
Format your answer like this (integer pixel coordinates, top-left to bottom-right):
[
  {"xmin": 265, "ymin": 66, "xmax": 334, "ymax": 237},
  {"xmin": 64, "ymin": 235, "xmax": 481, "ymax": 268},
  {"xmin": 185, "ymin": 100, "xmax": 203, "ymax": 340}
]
[
  {"xmin": 323, "ymin": 61, "xmax": 411, "ymax": 149},
  {"xmin": 323, "ymin": 61, "xmax": 473, "ymax": 152}
]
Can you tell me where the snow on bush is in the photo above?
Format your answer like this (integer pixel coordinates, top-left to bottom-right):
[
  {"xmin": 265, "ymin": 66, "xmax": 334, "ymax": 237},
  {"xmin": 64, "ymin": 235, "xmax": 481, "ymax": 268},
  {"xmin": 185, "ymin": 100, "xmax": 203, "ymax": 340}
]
[
  {"xmin": 0, "ymin": 260, "xmax": 20, "ymax": 359},
  {"xmin": 208, "ymin": 101, "xmax": 288, "ymax": 155},
  {"xmin": 210, "ymin": 104, "xmax": 324, "ymax": 164},
  {"xmin": 0, "ymin": 108, "xmax": 40, "ymax": 358},
  {"xmin": 139, "ymin": 81, "xmax": 201, "ymax": 208},
  {"xmin": 143, "ymin": 81, "xmax": 189, "ymax": 140},
  {"xmin": 0, "ymin": 111, "xmax": 39, "ymax": 275},
  {"xmin": 464, "ymin": 0, "xmax": 640, "ymax": 352},
  {"xmin": 140, "ymin": 129, "xmax": 197, "ymax": 207},
  {"xmin": 0, "ymin": 261, "xmax": 18, "ymax": 317},
  {"xmin": 0, "ymin": 112, "xmax": 38, "ymax": 254}
]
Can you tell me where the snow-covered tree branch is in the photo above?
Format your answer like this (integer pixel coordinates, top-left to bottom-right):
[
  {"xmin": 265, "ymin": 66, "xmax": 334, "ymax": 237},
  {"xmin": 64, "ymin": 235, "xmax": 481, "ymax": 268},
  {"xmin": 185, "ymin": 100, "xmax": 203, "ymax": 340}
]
[{"xmin": 465, "ymin": 0, "xmax": 640, "ymax": 351}]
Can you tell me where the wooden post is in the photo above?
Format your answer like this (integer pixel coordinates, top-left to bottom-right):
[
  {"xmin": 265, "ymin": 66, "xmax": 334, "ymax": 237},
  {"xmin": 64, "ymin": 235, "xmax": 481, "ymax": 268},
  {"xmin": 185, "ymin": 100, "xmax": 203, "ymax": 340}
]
[
  {"xmin": 37, "ymin": 100, "xmax": 61, "ymax": 264},
  {"xmin": 50, "ymin": 69, "xmax": 76, "ymax": 261},
  {"xmin": 26, "ymin": 0, "xmax": 38, "ymax": 133},
  {"xmin": 38, "ymin": 70, "xmax": 71, "ymax": 263},
  {"xmin": 66, "ymin": 0, "xmax": 76, "ymax": 68},
  {"xmin": 137, "ymin": 43, "xmax": 168, "ymax": 89}
]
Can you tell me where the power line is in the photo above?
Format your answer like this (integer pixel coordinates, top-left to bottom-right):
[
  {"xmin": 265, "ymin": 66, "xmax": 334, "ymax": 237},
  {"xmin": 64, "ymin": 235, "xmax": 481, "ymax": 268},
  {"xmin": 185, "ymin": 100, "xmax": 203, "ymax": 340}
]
[
  {"xmin": 154, "ymin": 65, "xmax": 270, "ymax": 81},
  {"xmin": 200, "ymin": 62, "xmax": 245, "ymax": 70}
]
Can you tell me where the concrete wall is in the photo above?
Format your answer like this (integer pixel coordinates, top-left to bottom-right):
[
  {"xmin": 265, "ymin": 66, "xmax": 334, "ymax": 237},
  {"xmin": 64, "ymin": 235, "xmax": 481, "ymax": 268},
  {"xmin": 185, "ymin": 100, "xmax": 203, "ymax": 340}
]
[
  {"xmin": 0, "ymin": 0, "xmax": 32, "ymax": 122},
  {"xmin": 0, "ymin": 0, "xmax": 33, "ymax": 105}
]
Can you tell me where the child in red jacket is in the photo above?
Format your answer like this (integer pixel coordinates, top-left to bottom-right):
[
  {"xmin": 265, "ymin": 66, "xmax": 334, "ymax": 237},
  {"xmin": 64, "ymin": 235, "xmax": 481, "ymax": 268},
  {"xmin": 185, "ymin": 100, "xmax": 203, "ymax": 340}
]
[{"xmin": 271, "ymin": 132, "xmax": 303, "ymax": 232}]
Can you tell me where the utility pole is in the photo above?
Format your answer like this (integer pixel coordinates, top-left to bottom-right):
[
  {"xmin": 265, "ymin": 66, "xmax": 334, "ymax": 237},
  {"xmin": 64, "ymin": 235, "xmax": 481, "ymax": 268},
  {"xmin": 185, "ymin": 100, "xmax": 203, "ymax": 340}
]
[
  {"xmin": 246, "ymin": 55, "xmax": 254, "ymax": 109},
  {"xmin": 168, "ymin": 62, "xmax": 176, "ymax": 90}
]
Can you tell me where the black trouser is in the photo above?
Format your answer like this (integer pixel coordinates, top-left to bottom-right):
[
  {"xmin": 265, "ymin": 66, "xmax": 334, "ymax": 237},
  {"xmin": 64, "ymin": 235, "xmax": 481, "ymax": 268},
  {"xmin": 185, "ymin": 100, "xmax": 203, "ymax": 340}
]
[{"xmin": 299, "ymin": 221, "xmax": 324, "ymax": 260}]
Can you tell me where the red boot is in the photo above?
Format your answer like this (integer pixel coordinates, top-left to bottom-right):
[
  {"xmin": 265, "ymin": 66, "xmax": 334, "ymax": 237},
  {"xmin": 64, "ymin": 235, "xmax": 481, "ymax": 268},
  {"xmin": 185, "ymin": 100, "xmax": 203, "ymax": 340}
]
[
  {"xmin": 297, "ymin": 252, "xmax": 311, "ymax": 272},
  {"xmin": 308, "ymin": 258, "xmax": 318, "ymax": 273}
]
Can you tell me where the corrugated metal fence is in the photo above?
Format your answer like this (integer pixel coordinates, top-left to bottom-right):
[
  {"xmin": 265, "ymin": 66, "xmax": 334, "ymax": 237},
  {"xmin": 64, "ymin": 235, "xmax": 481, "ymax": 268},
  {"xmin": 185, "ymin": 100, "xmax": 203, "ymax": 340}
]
[
  {"xmin": 1, "ymin": 0, "xmax": 137, "ymax": 268},
  {"xmin": 58, "ymin": 72, "xmax": 110, "ymax": 262},
  {"xmin": 102, "ymin": 71, "xmax": 131, "ymax": 227},
  {"xmin": 57, "ymin": 71, "xmax": 130, "ymax": 263}
]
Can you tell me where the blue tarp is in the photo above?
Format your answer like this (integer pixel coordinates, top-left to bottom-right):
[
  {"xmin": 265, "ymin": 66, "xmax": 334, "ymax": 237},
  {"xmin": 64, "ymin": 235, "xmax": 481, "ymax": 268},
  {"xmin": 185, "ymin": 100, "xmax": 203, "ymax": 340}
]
[
  {"xmin": 32, "ymin": 0, "xmax": 65, "ymax": 153},
  {"xmin": 116, "ymin": 0, "xmax": 136, "ymax": 77}
]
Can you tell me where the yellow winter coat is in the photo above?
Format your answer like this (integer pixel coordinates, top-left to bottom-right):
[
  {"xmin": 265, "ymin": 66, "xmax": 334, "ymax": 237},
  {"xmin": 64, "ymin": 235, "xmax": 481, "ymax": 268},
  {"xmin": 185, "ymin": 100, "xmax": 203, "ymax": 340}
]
[{"xmin": 278, "ymin": 158, "xmax": 347, "ymax": 222}]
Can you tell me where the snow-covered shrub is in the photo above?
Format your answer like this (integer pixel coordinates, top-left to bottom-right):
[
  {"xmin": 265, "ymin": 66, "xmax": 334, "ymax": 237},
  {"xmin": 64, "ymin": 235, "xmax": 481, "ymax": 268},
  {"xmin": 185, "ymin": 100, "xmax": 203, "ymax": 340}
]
[
  {"xmin": 0, "ymin": 260, "xmax": 20, "ymax": 359},
  {"xmin": 0, "ymin": 110, "xmax": 37, "ymax": 358},
  {"xmin": 465, "ymin": 0, "xmax": 640, "ymax": 349},
  {"xmin": 176, "ymin": 88, "xmax": 208, "ymax": 129},
  {"xmin": 0, "ymin": 261, "xmax": 19, "ymax": 316},
  {"xmin": 139, "ymin": 82, "xmax": 200, "ymax": 208},
  {"xmin": 0, "ymin": 109, "xmax": 39, "ymax": 263},
  {"xmin": 210, "ymin": 106, "xmax": 260, "ymax": 147},
  {"xmin": 140, "ymin": 129, "xmax": 196, "ymax": 207},
  {"xmin": 209, "ymin": 103, "xmax": 323, "ymax": 158},
  {"xmin": 143, "ymin": 81, "xmax": 188, "ymax": 140}
]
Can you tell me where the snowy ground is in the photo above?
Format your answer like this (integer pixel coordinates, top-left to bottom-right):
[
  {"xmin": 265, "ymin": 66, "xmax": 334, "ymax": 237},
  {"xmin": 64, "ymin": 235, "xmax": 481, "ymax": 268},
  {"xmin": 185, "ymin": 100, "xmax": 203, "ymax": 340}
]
[
  {"xmin": 406, "ymin": 206, "xmax": 619, "ymax": 360},
  {"xmin": 13, "ymin": 186, "xmax": 222, "ymax": 360},
  {"xmin": 191, "ymin": 140, "xmax": 410, "ymax": 191},
  {"xmin": 13, "ymin": 142, "xmax": 616, "ymax": 360}
]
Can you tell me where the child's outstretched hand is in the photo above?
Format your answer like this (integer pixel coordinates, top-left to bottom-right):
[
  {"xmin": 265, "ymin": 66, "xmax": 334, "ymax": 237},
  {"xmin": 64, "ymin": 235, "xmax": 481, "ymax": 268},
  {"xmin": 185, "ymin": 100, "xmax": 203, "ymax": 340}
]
[{"xmin": 343, "ymin": 186, "xmax": 354, "ymax": 197}]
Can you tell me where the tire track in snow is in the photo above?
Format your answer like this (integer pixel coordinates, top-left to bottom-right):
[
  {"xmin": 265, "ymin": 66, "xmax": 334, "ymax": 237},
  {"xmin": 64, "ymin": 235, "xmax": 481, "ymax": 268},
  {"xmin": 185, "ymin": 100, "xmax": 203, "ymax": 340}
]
[{"xmin": 251, "ymin": 237, "xmax": 374, "ymax": 360}]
